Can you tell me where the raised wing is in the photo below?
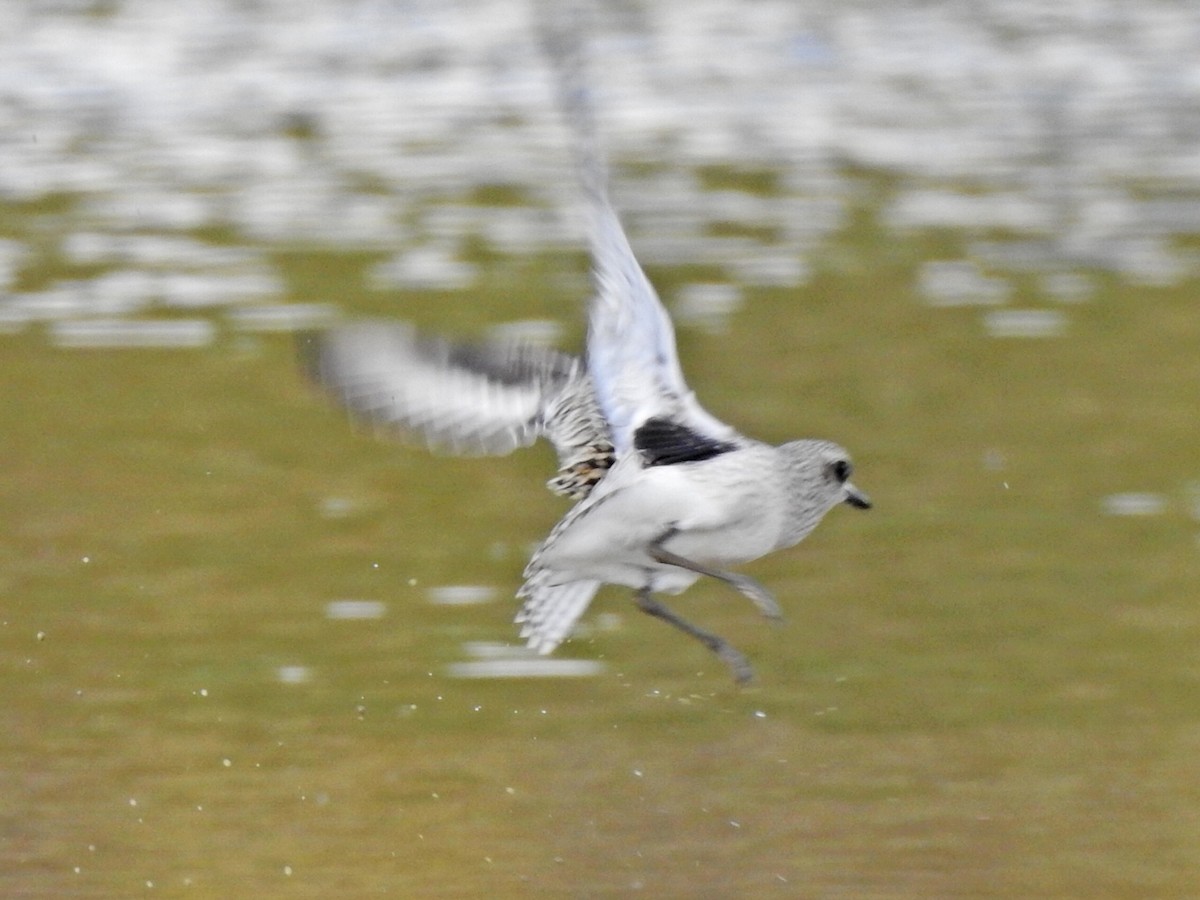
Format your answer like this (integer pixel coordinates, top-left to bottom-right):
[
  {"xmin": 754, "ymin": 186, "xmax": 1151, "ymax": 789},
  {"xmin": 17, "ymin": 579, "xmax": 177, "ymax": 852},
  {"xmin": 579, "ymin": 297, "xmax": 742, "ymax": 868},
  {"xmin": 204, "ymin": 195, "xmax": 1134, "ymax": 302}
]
[
  {"xmin": 541, "ymin": 11, "xmax": 741, "ymax": 455},
  {"xmin": 300, "ymin": 322, "xmax": 612, "ymax": 497}
]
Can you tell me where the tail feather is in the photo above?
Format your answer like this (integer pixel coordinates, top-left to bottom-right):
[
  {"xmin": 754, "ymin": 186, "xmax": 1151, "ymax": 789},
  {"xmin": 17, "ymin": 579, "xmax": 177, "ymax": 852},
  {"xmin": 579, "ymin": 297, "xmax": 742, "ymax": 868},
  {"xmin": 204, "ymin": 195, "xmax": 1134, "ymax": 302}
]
[{"xmin": 515, "ymin": 577, "xmax": 601, "ymax": 654}]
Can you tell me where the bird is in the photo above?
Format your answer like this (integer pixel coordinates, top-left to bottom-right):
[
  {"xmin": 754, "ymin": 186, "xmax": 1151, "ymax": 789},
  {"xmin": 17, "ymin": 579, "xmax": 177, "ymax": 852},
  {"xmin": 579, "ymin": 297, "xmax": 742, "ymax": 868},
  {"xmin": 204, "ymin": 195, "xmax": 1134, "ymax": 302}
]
[{"xmin": 300, "ymin": 12, "xmax": 870, "ymax": 683}]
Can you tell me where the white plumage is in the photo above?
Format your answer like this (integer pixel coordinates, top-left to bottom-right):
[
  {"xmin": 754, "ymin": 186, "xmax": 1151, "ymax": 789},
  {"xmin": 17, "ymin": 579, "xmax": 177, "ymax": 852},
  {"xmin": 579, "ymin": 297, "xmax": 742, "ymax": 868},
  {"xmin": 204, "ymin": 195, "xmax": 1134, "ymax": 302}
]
[{"xmin": 302, "ymin": 9, "xmax": 870, "ymax": 682}]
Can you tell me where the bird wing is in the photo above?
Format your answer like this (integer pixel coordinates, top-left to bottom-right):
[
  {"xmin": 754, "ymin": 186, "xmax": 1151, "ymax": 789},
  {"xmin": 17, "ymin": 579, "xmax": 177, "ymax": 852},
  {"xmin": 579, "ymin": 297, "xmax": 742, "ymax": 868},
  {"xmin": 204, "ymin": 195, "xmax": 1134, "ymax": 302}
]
[
  {"xmin": 541, "ymin": 11, "xmax": 742, "ymax": 456},
  {"xmin": 515, "ymin": 577, "xmax": 602, "ymax": 654},
  {"xmin": 299, "ymin": 321, "xmax": 606, "ymax": 468}
]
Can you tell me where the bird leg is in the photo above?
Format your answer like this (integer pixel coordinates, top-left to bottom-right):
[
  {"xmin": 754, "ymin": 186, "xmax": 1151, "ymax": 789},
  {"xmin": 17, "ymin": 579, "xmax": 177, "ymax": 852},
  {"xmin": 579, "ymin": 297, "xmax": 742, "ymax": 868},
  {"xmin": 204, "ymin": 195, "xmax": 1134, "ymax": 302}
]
[
  {"xmin": 633, "ymin": 588, "xmax": 754, "ymax": 684},
  {"xmin": 648, "ymin": 544, "xmax": 782, "ymax": 621}
]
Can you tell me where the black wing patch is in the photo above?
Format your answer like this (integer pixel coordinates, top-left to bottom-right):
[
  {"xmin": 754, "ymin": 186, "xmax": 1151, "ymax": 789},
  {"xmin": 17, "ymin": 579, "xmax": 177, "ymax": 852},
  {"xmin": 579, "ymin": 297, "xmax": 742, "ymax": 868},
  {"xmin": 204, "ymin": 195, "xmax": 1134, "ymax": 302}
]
[
  {"xmin": 633, "ymin": 417, "xmax": 738, "ymax": 466},
  {"xmin": 442, "ymin": 339, "xmax": 577, "ymax": 388}
]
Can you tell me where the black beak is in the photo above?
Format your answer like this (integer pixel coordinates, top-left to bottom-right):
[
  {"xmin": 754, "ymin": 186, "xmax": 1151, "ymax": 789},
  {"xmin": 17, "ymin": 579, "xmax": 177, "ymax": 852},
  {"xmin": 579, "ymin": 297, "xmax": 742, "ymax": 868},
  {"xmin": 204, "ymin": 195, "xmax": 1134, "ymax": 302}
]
[{"xmin": 844, "ymin": 483, "xmax": 872, "ymax": 510}]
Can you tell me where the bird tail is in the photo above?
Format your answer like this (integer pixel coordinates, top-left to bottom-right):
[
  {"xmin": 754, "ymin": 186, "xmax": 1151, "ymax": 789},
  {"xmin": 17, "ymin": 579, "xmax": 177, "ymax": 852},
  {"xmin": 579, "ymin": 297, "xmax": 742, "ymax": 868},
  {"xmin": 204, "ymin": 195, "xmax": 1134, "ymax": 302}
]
[{"xmin": 515, "ymin": 576, "xmax": 601, "ymax": 654}]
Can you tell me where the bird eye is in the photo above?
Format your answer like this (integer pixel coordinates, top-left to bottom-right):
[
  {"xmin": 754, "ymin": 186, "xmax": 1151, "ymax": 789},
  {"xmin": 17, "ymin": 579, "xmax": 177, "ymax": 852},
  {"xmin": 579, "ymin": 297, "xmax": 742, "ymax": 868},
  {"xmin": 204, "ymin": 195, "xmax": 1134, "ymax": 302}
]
[{"xmin": 831, "ymin": 460, "xmax": 852, "ymax": 483}]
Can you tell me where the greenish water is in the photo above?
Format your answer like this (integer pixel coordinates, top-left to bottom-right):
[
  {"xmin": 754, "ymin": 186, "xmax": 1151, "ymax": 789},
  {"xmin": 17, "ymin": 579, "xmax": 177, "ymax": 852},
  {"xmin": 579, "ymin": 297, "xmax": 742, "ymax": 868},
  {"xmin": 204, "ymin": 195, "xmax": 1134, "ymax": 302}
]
[{"xmin": 4, "ymin": 201, "xmax": 1200, "ymax": 897}]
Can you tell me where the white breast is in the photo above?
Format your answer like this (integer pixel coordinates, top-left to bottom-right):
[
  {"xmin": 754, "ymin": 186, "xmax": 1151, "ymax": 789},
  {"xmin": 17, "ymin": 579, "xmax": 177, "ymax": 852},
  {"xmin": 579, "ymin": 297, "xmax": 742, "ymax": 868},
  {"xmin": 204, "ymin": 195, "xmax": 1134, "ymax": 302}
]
[{"xmin": 532, "ymin": 445, "xmax": 785, "ymax": 591}]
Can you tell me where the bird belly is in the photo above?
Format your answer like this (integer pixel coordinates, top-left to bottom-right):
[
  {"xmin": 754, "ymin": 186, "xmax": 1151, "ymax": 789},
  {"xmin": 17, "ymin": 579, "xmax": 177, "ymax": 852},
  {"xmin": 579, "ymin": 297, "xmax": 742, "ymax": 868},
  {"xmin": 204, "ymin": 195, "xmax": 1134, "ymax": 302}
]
[
  {"xmin": 656, "ymin": 450, "xmax": 785, "ymax": 564},
  {"xmin": 531, "ymin": 450, "xmax": 782, "ymax": 591},
  {"xmin": 659, "ymin": 515, "xmax": 778, "ymax": 567}
]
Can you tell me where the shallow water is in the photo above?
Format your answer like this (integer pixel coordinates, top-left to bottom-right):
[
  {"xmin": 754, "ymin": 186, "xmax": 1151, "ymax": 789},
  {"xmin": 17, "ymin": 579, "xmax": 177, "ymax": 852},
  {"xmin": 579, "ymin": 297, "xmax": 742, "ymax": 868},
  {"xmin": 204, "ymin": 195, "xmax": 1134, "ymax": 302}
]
[{"xmin": 4, "ymin": 2, "xmax": 1200, "ymax": 896}]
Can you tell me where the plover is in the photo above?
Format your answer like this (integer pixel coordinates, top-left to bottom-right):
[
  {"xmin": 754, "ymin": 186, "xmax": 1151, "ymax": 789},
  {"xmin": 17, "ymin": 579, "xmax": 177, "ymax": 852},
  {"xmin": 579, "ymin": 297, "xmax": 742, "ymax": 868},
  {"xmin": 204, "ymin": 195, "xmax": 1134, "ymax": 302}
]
[{"xmin": 301, "ymin": 17, "xmax": 870, "ymax": 683}]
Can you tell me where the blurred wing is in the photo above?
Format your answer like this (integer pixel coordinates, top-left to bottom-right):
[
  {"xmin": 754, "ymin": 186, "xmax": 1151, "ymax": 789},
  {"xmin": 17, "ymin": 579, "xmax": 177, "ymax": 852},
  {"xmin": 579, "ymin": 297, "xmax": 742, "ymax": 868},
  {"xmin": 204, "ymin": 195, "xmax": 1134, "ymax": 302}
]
[
  {"xmin": 515, "ymin": 577, "xmax": 602, "ymax": 654},
  {"xmin": 541, "ymin": 9, "xmax": 740, "ymax": 454},
  {"xmin": 585, "ymin": 204, "xmax": 741, "ymax": 453},
  {"xmin": 300, "ymin": 321, "xmax": 579, "ymax": 458}
]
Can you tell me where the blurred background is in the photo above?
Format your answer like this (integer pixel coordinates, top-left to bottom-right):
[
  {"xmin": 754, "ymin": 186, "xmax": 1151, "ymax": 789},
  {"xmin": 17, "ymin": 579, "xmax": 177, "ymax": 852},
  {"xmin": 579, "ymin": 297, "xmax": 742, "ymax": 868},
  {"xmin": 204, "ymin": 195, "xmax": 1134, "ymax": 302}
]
[{"xmin": 3, "ymin": 0, "xmax": 1199, "ymax": 896}]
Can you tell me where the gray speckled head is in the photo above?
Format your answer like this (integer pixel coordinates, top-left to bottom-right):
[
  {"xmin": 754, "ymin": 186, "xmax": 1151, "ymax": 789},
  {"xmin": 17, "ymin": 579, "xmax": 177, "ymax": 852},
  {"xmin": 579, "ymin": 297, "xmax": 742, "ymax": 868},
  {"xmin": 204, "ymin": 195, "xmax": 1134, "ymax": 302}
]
[{"xmin": 777, "ymin": 439, "xmax": 871, "ymax": 548}]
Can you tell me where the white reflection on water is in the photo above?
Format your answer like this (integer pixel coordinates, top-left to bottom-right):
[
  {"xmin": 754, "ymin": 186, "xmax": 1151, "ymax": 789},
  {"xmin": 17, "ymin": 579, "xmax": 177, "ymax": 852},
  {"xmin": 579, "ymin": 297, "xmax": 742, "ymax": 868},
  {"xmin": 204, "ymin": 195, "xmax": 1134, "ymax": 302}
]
[
  {"xmin": 426, "ymin": 585, "xmax": 498, "ymax": 606},
  {"xmin": 0, "ymin": 239, "xmax": 29, "ymax": 291},
  {"xmin": 276, "ymin": 665, "xmax": 312, "ymax": 685},
  {"xmin": 672, "ymin": 282, "xmax": 743, "ymax": 333},
  {"xmin": 61, "ymin": 233, "xmax": 262, "ymax": 269},
  {"xmin": 366, "ymin": 246, "xmax": 478, "ymax": 292},
  {"xmin": 49, "ymin": 318, "xmax": 215, "ymax": 349},
  {"xmin": 316, "ymin": 496, "xmax": 358, "ymax": 519},
  {"xmin": 1100, "ymin": 493, "xmax": 1167, "ymax": 517},
  {"xmin": 324, "ymin": 599, "xmax": 387, "ymax": 620},
  {"xmin": 447, "ymin": 641, "xmax": 603, "ymax": 679},
  {"xmin": 0, "ymin": 0, "xmax": 1194, "ymax": 349},
  {"xmin": 982, "ymin": 309, "xmax": 1068, "ymax": 339},
  {"xmin": 1186, "ymin": 483, "xmax": 1200, "ymax": 523},
  {"xmin": 226, "ymin": 303, "xmax": 339, "ymax": 333},
  {"xmin": 446, "ymin": 659, "xmax": 605, "ymax": 678},
  {"xmin": 1040, "ymin": 271, "xmax": 1093, "ymax": 304},
  {"xmin": 918, "ymin": 260, "xmax": 1011, "ymax": 308}
]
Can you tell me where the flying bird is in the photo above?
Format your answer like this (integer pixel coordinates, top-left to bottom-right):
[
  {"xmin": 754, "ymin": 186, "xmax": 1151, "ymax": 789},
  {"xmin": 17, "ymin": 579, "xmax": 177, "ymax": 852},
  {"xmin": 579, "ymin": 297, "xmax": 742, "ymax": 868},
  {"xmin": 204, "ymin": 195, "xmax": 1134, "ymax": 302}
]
[{"xmin": 301, "ymin": 15, "xmax": 870, "ymax": 682}]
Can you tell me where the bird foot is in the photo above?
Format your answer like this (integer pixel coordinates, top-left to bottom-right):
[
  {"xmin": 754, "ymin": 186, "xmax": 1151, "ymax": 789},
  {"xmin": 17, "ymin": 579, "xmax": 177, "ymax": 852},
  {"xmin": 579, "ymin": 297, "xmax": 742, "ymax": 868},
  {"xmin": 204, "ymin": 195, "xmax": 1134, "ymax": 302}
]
[
  {"xmin": 727, "ymin": 574, "xmax": 782, "ymax": 621},
  {"xmin": 715, "ymin": 641, "xmax": 755, "ymax": 685}
]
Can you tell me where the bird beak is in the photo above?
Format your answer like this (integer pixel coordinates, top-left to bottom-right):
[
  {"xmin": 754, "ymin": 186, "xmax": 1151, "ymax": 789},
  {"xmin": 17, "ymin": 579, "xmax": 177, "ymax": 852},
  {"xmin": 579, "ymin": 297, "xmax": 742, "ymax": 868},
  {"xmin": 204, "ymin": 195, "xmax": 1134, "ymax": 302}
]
[{"xmin": 843, "ymin": 483, "xmax": 872, "ymax": 510}]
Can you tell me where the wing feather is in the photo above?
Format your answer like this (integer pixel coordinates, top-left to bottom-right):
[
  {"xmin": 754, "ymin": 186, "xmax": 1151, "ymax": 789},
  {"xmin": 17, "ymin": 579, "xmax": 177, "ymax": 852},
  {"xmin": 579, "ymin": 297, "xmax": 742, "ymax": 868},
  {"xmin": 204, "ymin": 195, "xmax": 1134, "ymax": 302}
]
[
  {"xmin": 301, "ymin": 322, "xmax": 561, "ymax": 456},
  {"xmin": 540, "ymin": 11, "xmax": 741, "ymax": 454},
  {"xmin": 515, "ymin": 577, "xmax": 602, "ymax": 654},
  {"xmin": 301, "ymin": 321, "xmax": 615, "ymax": 498}
]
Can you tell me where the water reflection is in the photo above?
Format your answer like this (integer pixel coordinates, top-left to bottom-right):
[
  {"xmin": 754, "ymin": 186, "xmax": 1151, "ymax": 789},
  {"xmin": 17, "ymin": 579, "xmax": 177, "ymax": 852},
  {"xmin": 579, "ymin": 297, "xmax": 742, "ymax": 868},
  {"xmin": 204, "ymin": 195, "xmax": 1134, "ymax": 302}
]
[
  {"xmin": 672, "ymin": 282, "xmax": 743, "ymax": 333},
  {"xmin": 275, "ymin": 665, "xmax": 312, "ymax": 685},
  {"xmin": 0, "ymin": 0, "xmax": 1197, "ymax": 339},
  {"xmin": 427, "ymin": 585, "xmax": 499, "ymax": 607},
  {"xmin": 1100, "ymin": 492, "xmax": 1168, "ymax": 517},
  {"xmin": 49, "ymin": 317, "xmax": 216, "ymax": 349},
  {"xmin": 446, "ymin": 642, "xmax": 605, "ymax": 679},
  {"xmin": 324, "ymin": 599, "xmax": 387, "ymax": 620},
  {"xmin": 982, "ymin": 308, "xmax": 1068, "ymax": 339}
]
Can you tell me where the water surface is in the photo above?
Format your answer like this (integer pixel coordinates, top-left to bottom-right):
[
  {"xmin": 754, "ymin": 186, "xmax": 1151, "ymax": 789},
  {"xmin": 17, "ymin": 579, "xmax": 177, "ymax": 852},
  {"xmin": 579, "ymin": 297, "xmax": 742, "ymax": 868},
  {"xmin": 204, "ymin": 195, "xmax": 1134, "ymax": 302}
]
[{"xmin": 3, "ymin": 2, "xmax": 1200, "ymax": 896}]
